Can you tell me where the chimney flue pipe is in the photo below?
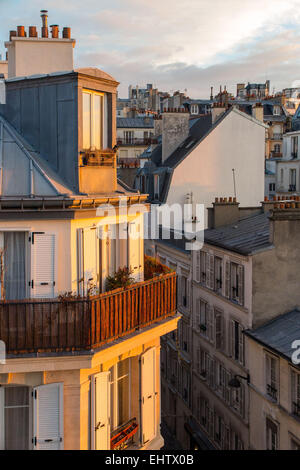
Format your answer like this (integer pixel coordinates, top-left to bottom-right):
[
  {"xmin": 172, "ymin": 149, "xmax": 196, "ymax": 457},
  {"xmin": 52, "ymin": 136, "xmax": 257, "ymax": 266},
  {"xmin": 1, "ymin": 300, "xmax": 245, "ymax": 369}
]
[{"xmin": 41, "ymin": 10, "xmax": 49, "ymax": 38}]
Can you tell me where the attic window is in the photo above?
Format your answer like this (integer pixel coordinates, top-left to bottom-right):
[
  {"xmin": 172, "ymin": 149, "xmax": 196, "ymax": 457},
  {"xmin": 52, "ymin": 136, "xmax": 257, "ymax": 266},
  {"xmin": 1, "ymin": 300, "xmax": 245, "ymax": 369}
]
[
  {"xmin": 154, "ymin": 174, "xmax": 160, "ymax": 199},
  {"xmin": 82, "ymin": 90, "xmax": 108, "ymax": 150}
]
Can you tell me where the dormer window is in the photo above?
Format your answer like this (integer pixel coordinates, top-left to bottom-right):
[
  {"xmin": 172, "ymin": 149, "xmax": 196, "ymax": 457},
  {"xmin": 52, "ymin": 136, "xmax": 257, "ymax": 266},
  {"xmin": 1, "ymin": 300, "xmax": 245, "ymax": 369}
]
[{"xmin": 82, "ymin": 90, "xmax": 107, "ymax": 150}]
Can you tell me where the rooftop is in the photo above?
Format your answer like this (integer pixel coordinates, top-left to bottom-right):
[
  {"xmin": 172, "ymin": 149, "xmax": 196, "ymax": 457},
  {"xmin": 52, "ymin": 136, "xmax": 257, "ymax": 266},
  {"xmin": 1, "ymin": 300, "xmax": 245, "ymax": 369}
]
[
  {"xmin": 245, "ymin": 309, "xmax": 300, "ymax": 366},
  {"xmin": 203, "ymin": 211, "xmax": 271, "ymax": 255},
  {"xmin": 117, "ymin": 117, "xmax": 154, "ymax": 129}
]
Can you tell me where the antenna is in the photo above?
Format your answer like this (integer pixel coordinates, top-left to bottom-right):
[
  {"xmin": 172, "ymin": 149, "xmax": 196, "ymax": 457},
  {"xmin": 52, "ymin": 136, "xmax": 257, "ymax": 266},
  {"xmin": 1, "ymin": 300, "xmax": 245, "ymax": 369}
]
[{"xmin": 232, "ymin": 169, "xmax": 237, "ymax": 199}]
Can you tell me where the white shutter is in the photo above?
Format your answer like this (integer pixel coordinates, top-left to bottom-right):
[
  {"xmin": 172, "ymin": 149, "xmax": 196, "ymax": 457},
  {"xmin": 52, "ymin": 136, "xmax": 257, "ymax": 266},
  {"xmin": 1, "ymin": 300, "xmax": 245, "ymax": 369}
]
[
  {"xmin": 141, "ymin": 347, "xmax": 156, "ymax": 445},
  {"xmin": 209, "ymin": 254, "xmax": 214, "ymax": 289},
  {"xmin": 91, "ymin": 371, "xmax": 111, "ymax": 450},
  {"xmin": 83, "ymin": 227, "xmax": 99, "ymax": 295},
  {"xmin": 0, "ymin": 387, "xmax": 4, "ymax": 450},
  {"xmin": 239, "ymin": 324, "xmax": 244, "ymax": 365},
  {"xmin": 33, "ymin": 383, "xmax": 63, "ymax": 450},
  {"xmin": 128, "ymin": 221, "xmax": 142, "ymax": 282},
  {"xmin": 31, "ymin": 233, "xmax": 55, "ymax": 298}
]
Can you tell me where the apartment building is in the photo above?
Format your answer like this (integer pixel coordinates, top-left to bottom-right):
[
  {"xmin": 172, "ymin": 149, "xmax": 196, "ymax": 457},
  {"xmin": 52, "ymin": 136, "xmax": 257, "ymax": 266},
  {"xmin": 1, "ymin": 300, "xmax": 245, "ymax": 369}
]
[
  {"xmin": 117, "ymin": 116, "xmax": 156, "ymax": 167},
  {"xmin": 135, "ymin": 106, "xmax": 266, "ymax": 228},
  {"xmin": 147, "ymin": 198, "xmax": 300, "ymax": 449},
  {"xmin": 245, "ymin": 309, "xmax": 300, "ymax": 450},
  {"xmin": 0, "ymin": 15, "xmax": 179, "ymax": 451}
]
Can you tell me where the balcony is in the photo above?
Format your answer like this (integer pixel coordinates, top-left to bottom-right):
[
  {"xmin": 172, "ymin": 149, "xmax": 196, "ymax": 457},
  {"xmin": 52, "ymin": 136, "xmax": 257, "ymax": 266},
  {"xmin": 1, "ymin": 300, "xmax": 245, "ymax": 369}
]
[
  {"xmin": 0, "ymin": 272, "xmax": 177, "ymax": 356},
  {"xmin": 117, "ymin": 138, "xmax": 158, "ymax": 147},
  {"xmin": 80, "ymin": 149, "xmax": 117, "ymax": 167},
  {"xmin": 270, "ymin": 152, "xmax": 282, "ymax": 159},
  {"xmin": 271, "ymin": 134, "xmax": 283, "ymax": 140}
]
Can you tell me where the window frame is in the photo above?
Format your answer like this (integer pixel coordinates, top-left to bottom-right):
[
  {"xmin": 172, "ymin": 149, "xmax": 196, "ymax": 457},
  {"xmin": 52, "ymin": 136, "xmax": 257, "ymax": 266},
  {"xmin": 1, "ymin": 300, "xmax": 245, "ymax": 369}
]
[
  {"xmin": 109, "ymin": 359, "xmax": 131, "ymax": 432},
  {"xmin": 82, "ymin": 89, "xmax": 106, "ymax": 150}
]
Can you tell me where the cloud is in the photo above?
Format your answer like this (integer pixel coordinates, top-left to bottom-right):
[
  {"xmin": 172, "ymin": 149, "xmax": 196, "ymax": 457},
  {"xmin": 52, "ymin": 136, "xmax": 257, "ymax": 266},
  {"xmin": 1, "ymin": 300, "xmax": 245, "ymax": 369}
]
[{"xmin": 1, "ymin": 0, "xmax": 300, "ymax": 97}]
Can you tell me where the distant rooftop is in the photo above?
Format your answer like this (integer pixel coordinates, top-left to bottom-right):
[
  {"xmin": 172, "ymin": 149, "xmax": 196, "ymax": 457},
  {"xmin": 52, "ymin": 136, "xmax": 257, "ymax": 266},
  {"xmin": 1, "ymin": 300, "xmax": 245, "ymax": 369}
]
[{"xmin": 117, "ymin": 117, "xmax": 154, "ymax": 128}]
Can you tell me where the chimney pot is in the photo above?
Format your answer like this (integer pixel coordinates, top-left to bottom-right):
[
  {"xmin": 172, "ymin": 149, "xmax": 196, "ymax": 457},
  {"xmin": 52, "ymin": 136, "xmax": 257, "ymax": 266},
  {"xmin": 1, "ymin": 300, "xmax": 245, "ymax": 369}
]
[
  {"xmin": 41, "ymin": 10, "xmax": 49, "ymax": 38},
  {"xmin": 264, "ymin": 196, "xmax": 268, "ymax": 202},
  {"xmin": 229, "ymin": 196, "xmax": 233, "ymax": 203},
  {"xmin": 17, "ymin": 26, "xmax": 25, "ymax": 37},
  {"xmin": 29, "ymin": 26, "xmax": 37, "ymax": 38},
  {"xmin": 9, "ymin": 30, "xmax": 17, "ymax": 41},
  {"xmin": 215, "ymin": 197, "xmax": 219, "ymax": 203},
  {"xmin": 63, "ymin": 27, "xmax": 71, "ymax": 39},
  {"xmin": 51, "ymin": 25, "xmax": 59, "ymax": 38}
]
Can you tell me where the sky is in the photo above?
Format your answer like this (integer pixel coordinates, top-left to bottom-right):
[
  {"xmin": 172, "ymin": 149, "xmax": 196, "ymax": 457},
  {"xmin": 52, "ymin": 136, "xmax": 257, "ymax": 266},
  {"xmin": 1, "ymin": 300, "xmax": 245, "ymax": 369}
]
[{"xmin": 1, "ymin": 0, "xmax": 300, "ymax": 98}]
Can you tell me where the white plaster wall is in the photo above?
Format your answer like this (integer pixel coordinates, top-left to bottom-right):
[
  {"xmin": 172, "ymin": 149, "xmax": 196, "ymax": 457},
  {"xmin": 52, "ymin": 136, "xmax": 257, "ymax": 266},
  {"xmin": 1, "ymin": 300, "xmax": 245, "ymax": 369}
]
[{"xmin": 166, "ymin": 110, "xmax": 265, "ymax": 227}]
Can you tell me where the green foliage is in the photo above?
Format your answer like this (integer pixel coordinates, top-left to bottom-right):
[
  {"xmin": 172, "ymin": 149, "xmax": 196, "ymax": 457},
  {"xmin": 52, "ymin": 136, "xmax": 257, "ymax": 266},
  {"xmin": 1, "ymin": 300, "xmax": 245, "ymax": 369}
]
[
  {"xmin": 106, "ymin": 266, "xmax": 134, "ymax": 291},
  {"xmin": 144, "ymin": 255, "xmax": 171, "ymax": 280}
]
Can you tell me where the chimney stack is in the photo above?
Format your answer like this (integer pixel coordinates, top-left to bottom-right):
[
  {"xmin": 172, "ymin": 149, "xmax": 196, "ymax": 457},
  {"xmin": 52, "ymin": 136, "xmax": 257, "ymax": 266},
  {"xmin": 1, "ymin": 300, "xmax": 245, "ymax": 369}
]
[
  {"xmin": 211, "ymin": 102, "xmax": 226, "ymax": 124},
  {"xmin": 41, "ymin": 10, "xmax": 49, "ymax": 38},
  {"xmin": 210, "ymin": 86, "xmax": 213, "ymax": 100},
  {"xmin": 252, "ymin": 102, "xmax": 264, "ymax": 122},
  {"xmin": 17, "ymin": 26, "xmax": 25, "ymax": 37},
  {"xmin": 161, "ymin": 108, "xmax": 190, "ymax": 163},
  {"xmin": 208, "ymin": 197, "xmax": 240, "ymax": 228}
]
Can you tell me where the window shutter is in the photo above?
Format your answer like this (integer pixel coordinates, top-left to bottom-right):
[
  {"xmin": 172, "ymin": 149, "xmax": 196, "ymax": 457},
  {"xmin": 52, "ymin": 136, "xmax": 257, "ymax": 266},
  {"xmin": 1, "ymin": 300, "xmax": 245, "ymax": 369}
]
[
  {"xmin": 209, "ymin": 254, "xmax": 214, "ymax": 289},
  {"xmin": 33, "ymin": 383, "xmax": 64, "ymax": 450},
  {"xmin": 91, "ymin": 371, "xmax": 111, "ymax": 450},
  {"xmin": 196, "ymin": 348, "xmax": 200, "ymax": 373},
  {"xmin": 225, "ymin": 371, "xmax": 231, "ymax": 404},
  {"xmin": 195, "ymin": 251, "xmax": 200, "ymax": 282},
  {"xmin": 196, "ymin": 298, "xmax": 201, "ymax": 330},
  {"xmin": 239, "ymin": 384, "xmax": 245, "ymax": 418},
  {"xmin": 31, "ymin": 233, "xmax": 55, "ymax": 298},
  {"xmin": 207, "ymin": 305, "xmax": 214, "ymax": 342},
  {"xmin": 206, "ymin": 253, "xmax": 210, "ymax": 288},
  {"xmin": 0, "ymin": 387, "xmax": 4, "ymax": 450},
  {"xmin": 239, "ymin": 324, "xmax": 244, "ymax": 365},
  {"xmin": 141, "ymin": 347, "xmax": 156, "ymax": 445},
  {"xmin": 220, "ymin": 419, "xmax": 225, "ymax": 449},
  {"xmin": 228, "ymin": 320, "xmax": 234, "ymax": 358},
  {"xmin": 208, "ymin": 408, "xmax": 214, "ymax": 438},
  {"xmin": 128, "ymin": 221, "xmax": 142, "ymax": 282},
  {"xmin": 238, "ymin": 265, "xmax": 244, "ymax": 306},
  {"xmin": 83, "ymin": 227, "xmax": 99, "ymax": 295},
  {"xmin": 225, "ymin": 261, "xmax": 230, "ymax": 299}
]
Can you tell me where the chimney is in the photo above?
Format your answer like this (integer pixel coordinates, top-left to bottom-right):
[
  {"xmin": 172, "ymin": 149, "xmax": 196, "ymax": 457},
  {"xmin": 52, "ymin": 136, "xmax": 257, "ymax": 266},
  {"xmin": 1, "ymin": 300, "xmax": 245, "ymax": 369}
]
[
  {"xmin": 51, "ymin": 25, "xmax": 59, "ymax": 38},
  {"xmin": 252, "ymin": 102, "xmax": 264, "ymax": 122},
  {"xmin": 17, "ymin": 26, "xmax": 26, "ymax": 37},
  {"xmin": 63, "ymin": 27, "xmax": 71, "ymax": 39},
  {"xmin": 208, "ymin": 197, "xmax": 240, "ymax": 228},
  {"xmin": 210, "ymin": 86, "xmax": 213, "ymax": 101},
  {"xmin": 41, "ymin": 10, "xmax": 49, "ymax": 38},
  {"xmin": 211, "ymin": 102, "xmax": 226, "ymax": 124},
  {"xmin": 29, "ymin": 26, "xmax": 38, "ymax": 38},
  {"xmin": 162, "ymin": 108, "xmax": 190, "ymax": 163}
]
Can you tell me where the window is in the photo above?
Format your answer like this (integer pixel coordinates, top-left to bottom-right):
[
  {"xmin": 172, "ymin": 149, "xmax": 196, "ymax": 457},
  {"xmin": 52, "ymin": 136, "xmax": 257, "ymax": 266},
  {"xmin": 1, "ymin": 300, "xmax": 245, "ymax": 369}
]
[
  {"xmin": 200, "ymin": 396, "xmax": 210, "ymax": 431},
  {"xmin": 266, "ymin": 354, "xmax": 278, "ymax": 401},
  {"xmin": 180, "ymin": 275, "xmax": 189, "ymax": 308},
  {"xmin": 291, "ymin": 370, "xmax": 300, "ymax": 417},
  {"xmin": 124, "ymin": 130, "xmax": 134, "ymax": 144},
  {"xmin": 195, "ymin": 250, "xmax": 207, "ymax": 284},
  {"xmin": 289, "ymin": 169, "xmax": 297, "ymax": 191},
  {"xmin": 190, "ymin": 104, "xmax": 199, "ymax": 115},
  {"xmin": 232, "ymin": 383, "xmax": 245, "ymax": 418},
  {"xmin": 214, "ymin": 257, "xmax": 223, "ymax": 294},
  {"xmin": 181, "ymin": 321, "xmax": 189, "ymax": 352},
  {"xmin": 109, "ymin": 359, "xmax": 131, "ymax": 431},
  {"xmin": 273, "ymin": 106, "xmax": 280, "ymax": 116},
  {"xmin": 230, "ymin": 320, "xmax": 244, "ymax": 365},
  {"xmin": 83, "ymin": 90, "xmax": 106, "ymax": 150},
  {"xmin": 269, "ymin": 183, "xmax": 276, "ymax": 192},
  {"xmin": 280, "ymin": 168, "xmax": 284, "ymax": 184},
  {"xmin": 292, "ymin": 136, "xmax": 298, "ymax": 158},
  {"xmin": 291, "ymin": 438, "xmax": 300, "ymax": 450},
  {"xmin": 231, "ymin": 430, "xmax": 244, "ymax": 450},
  {"xmin": 181, "ymin": 367, "xmax": 190, "ymax": 404},
  {"xmin": 196, "ymin": 299, "xmax": 208, "ymax": 334},
  {"xmin": 1, "ymin": 386, "xmax": 30, "ymax": 450},
  {"xmin": 226, "ymin": 262, "xmax": 244, "ymax": 306},
  {"xmin": 0, "ymin": 231, "xmax": 27, "ymax": 300},
  {"xmin": 266, "ymin": 418, "xmax": 278, "ymax": 450},
  {"xmin": 214, "ymin": 414, "xmax": 224, "ymax": 447}
]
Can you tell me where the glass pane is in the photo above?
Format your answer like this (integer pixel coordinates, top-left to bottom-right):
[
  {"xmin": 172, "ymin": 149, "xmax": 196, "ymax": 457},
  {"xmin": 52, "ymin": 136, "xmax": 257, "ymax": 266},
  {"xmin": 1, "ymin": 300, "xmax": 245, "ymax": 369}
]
[
  {"xmin": 83, "ymin": 93, "xmax": 91, "ymax": 149},
  {"xmin": 118, "ymin": 375, "xmax": 129, "ymax": 427},
  {"xmin": 94, "ymin": 94, "xmax": 102, "ymax": 149},
  {"xmin": 118, "ymin": 358, "xmax": 129, "ymax": 378},
  {"xmin": 5, "ymin": 407, "xmax": 29, "ymax": 450},
  {"xmin": 5, "ymin": 386, "xmax": 29, "ymax": 407},
  {"xmin": 4, "ymin": 232, "xmax": 26, "ymax": 300}
]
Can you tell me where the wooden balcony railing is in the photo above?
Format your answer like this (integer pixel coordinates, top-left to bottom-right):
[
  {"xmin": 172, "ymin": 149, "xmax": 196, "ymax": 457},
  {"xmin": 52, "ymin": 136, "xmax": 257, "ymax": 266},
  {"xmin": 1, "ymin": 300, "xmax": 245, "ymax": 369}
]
[{"xmin": 0, "ymin": 272, "xmax": 177, "ymax": 356}]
